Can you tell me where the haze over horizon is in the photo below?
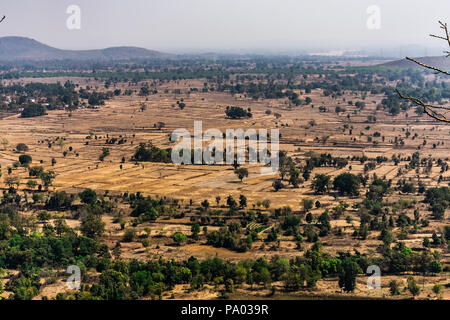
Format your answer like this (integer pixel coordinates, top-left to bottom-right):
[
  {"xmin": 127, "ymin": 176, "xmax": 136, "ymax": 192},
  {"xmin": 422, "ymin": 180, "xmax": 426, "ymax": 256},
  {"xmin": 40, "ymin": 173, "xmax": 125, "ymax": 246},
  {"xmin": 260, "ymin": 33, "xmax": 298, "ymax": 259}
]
[{"xmin": 1, "ymin": 0, "xmax": 449, "ymax": 56}]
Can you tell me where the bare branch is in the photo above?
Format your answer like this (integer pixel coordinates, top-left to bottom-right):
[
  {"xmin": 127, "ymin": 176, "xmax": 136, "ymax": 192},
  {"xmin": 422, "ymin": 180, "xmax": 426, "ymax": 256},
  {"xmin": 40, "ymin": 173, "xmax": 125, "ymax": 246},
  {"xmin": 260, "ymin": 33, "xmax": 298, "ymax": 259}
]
[
  {"xmin": 0, "ymin": 16, "xmax": 5, "ymax": 24},
  {"xmin": 430, "ymin": 21, "xmax": 450, "ymax": 57},
  {"xmin": 405, "ymin": 57, "xmax": 450, "ymax": 76},
  {"xmin": 396, "ymin": 89, "xmax": 450, "ymax": 123},
  {"xmin": 406, "ymin": 21, "xmax": 450, "ymax": 75},
  {"xmin": 397, "ymin": 21, "xmax": 450, "ymax": 122}
]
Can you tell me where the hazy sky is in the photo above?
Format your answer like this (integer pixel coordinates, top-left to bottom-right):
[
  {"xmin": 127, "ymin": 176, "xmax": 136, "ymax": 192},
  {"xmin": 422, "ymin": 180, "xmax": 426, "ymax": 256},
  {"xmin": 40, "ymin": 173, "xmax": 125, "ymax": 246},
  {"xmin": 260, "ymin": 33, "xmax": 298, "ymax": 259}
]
[{"xmin": 1, "ymin": 0, "xmax": 449, "ymax": 53}]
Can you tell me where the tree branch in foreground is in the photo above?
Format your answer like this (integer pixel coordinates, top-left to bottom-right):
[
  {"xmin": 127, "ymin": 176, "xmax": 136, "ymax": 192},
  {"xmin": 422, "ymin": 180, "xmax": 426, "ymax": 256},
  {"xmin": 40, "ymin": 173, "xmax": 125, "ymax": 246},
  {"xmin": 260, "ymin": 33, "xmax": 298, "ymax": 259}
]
[
  {"xmin": 396, "ymin": 89, "xmax": 450, "ymax": 123},
  {"xmin": 398, "ymin": 21, "xmax": 450, "ymax": 122}
]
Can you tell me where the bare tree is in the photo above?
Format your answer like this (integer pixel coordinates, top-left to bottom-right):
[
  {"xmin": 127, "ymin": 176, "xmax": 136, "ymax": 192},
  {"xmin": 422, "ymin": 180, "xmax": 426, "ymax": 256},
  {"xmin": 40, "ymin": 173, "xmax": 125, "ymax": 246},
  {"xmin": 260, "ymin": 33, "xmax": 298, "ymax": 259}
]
[{"xmin": 397, "ymin": 21, "xmax": 450, "ymax": 122}]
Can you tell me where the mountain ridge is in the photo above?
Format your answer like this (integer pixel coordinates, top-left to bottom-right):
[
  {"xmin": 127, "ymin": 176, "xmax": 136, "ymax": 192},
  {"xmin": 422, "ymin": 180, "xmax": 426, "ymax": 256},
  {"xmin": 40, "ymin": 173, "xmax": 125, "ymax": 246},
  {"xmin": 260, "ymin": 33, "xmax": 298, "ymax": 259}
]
[
  {"xmin": 379, "ymin": 55, "xmax": 450, "ymax": 70},
  {"xmin": 0, "ymin": 36, "xmax": 173, "ymax": 61}
]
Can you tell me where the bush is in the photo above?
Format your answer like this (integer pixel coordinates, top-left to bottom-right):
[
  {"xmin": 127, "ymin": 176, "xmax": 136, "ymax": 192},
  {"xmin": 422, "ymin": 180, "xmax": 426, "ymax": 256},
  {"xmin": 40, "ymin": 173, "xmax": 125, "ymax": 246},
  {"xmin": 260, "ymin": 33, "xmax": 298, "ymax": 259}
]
[{"xmin": 123, "ymin": 229, "xmax": 137, "ymax": 242}]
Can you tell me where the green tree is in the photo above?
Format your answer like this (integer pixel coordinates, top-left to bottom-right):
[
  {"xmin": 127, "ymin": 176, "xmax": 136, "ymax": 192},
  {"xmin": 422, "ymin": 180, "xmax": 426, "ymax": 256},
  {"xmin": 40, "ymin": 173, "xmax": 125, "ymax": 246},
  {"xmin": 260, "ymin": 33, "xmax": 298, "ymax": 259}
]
[
  {"xmin": 234, "ymin": 167, "xmax": 249, "ymax": 182},
  {"xmin": 37, "ymin": 211, "xmax": 51, "ymax": 222},
  {"xmin": 333, "ymin": 173, "xmax": 360, "ymax": 196},
  {"xmin": 173, "ymin": 232, "xmax": 187, "ymax": 245},
  {"xmin": 191, "ymin": 223, "xmax": 200, "ymax": 240},
  {"xmin": 432, "ymin": 284, "xmax": 443, "ymax": 298},
  {"xmin": 80, "ymin": 213, "xmax": 105, "ymax": 239},
  {"xmin": 338, "ymin": 257, "xmax": 360, "ymax": 292},
  {"xmin": 311, "ymin": 174, "xmax": 331, "ymax": 194},
  {"xmin": 389, "ymin": 280, "xmax": 400, "ymax": 296},
  {"xmin": 79, "ymin": 189, "xmax": 97, "ymax": 205},
  {"xmin": 18, "ymin": 154, "xmax": 32, "ymax": 166},
  {"xmin": 272, "ymin": 179, "xmax": 284, "ymax": 192},
  {"xmin": 407, "ymin": 276, "xmax": 420, "ymax": 298},
  {"xmin": 39, "ymin": 171, "xmax": 55, "ymax": 189},
  {"xmin": 239, "ymin": 194, "xmax": 247, "ymax": 208},
  {"xmin": 302, "ymin": 198, "xmax": 314, "ymax": 212}
]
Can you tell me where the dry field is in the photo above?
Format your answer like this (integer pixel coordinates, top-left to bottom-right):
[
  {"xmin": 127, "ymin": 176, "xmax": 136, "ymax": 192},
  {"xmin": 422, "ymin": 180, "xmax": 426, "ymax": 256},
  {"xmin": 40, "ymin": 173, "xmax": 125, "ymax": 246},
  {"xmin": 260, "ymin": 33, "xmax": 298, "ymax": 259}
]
[{"xmin": 0, "ymin": 76, "xmax": 449, "ymax": 299}]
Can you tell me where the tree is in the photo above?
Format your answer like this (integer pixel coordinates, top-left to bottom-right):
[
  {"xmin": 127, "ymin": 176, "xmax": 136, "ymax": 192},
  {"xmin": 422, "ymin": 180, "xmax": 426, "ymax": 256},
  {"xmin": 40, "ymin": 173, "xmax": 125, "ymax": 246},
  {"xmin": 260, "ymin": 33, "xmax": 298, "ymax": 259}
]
[
  {"xmin": 431, "ymin": 205, "xmax": 445, "ymax": 220},
  {"xmin": 407, "ymin": 276, "xmax": 421, "ymax": 298},
  {"xmin": 389, "ymin": 280, "xmax": 401, "ymax": 296},
  {"xmin": 16, "ymin": 143, "xmax": 29, "ymax": 153},
  {"xmin": 1, "ymin": 138, "xmax": 9, "ymax": 151},
  {"xmin": 201, "ymin": 199, "xmax": 210, "ymax": 211},
  {"xmin": 123, "ymin": 228, "xmax": 136, "ymax": 242},
  {"xmin": 272, "ymin": 179, "xmax": 284, "ymax": 192},
  {"xmin": 234, "ymin": 167, "xmax": 249, "ymax": 182},
  {"xmin": 338, "ymin": 257, "xmax": 360, "ymax": 292},
  {"xmin": 261, "ymin": 199, "xmax": 271, "ymax": 209},
  {"xmin": 225, "ymin": 278, "xmax": 234, "ymax": 293},
  {"xmin": 21, "ymin": 104, "xmax": 47, "ymax": 118},
  {"xmin": 139, "ymin": 86, "xmax": 150, "ymax": 96},
  {"xmin": 311, "ymin": 174, "xmax": 331, "ymax": 194},
  {"xmin": 429, "ymin": 260, "xmax": 443, "ymax": 273},
  {"xmin": 239, "ymin": 194, "xmax": 247, "ymax": 208},
  {"xmin": 99, "ymin": 147, "xmax": 110, "ymax": 162},
  {"xmin": 423, "ymin": 237, "xmax": 431, "ymax": 248},
  {"xmin": 173, "ymin": 232, "xmax": 187, "ymax": 245},
  {"xmin": 29, "ymin": 166, "xmax": 44, "ymax": 177},
  {"xmin": 144, "ymin": 227, "xmax": 152, "ymax": 238},
  {"xmin": 255, "ymin": 267, "xmax": 272, "ymax": 288},
  {"xmin": 358, "ymin": 223, "xmax": 368, "ymax": 240},
  {"xmin": 226, "ymin": 195, "xmax": 237, "ymax": 209},
  {"xmin": 19, "ymin": 154, "xmax": 32, "ymax": 166},
  {"xmin": 39, "ymin": 171, "xmax": 55, "ymax": 189},
  {"xmin": 282, "ymin": 268, "xmax": 303, "ymax": 291},
  {"xmin": 333, "ymin": 173, "xmax": 360, "ymax": 196},
  {"xmin": 302, "ymin": 198, "xmax": 314, "ymax": 212},
  {"xmin": 80, "ymin": 213, "xmax": 105, "ymax": 239},
  {"xmin": 79, "ymin": 189, "xmax": 97, "ymax": 205},
  {"xmin": 47, "ymin": 191, "xmax": 73, "ymax": 209},
  {"xmin": 191, "ymin": 223, "xmax": 200, "ymax": 240},
  {"xmin": 57, "ymin": 138, "xmax": 66, "ymax": 152},
  {"xmin": 397, "ymin": 21, "xmax": 450, "ymax": 122},
  {"xmin": 37, "ymin": 211, "xmax": 51, "ymax": 222},
  {"xmin": 288, "ymin": 167, "xmax": 301, "ymax": 187},
  {"xmin": 225, "ymin": 106, "xmax": 252, "ymax": 119},
  {"xmin": 26, "ymin": 179, "xmax": 37, "ymax": 190},
  {"xmin": 432, "ymin": 284, "xmax": 443, "ymax": 298}
]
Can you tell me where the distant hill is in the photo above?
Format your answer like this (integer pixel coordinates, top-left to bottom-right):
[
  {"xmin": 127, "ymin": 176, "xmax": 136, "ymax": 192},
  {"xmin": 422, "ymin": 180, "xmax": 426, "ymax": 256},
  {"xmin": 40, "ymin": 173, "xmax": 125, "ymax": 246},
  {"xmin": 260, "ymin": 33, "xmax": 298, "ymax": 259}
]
[
  {"xmin": 0, "ymin": 36, "xmax": 172, "ymax": 61},
  {"xmin": 379, "ymin": 56, "xmax": 450, "ymax": 70}
]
